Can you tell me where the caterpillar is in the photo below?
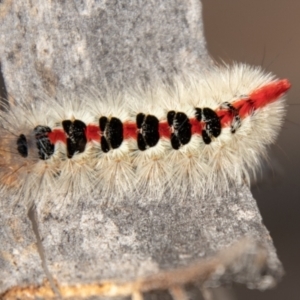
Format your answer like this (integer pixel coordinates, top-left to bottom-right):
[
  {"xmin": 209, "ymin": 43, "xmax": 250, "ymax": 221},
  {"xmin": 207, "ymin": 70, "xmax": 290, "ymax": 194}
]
[{"xmin": 0, "ymin": 64, "xmax": 291, "ymax": 208}]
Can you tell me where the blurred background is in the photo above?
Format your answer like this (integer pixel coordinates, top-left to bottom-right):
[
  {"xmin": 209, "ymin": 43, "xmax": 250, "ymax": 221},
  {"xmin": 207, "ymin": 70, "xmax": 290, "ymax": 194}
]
[{"xmin": 202, "ymin": 0, "xmax": 300, "ymax": 299}]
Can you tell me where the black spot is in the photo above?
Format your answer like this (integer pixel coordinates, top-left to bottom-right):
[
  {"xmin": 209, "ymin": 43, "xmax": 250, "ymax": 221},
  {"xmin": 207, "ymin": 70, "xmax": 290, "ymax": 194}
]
[
  {"xmin": 34, "ymin": 126, "xmax": 54, "ymax": 160},
  {"xmin": 168, "ymin": 111, "xmax": 191, "ymax": 149},
  {"xmin": 101, "ymin": 136, "xmax": 110, "ymax": 153},
  {"xmin": 202, "ymin": 108, "xmax": 221, "ymax": 141},
  {"xmin": 137, "ymin": 133, "xmax": 146, "ymax": 151},
  {"xmin": 108, "ymin": 117, "xmax": 123, "ymax": 149},
  {"xmin": 167, "ymin": 110, "xmax": 175, "ymax": 126},
  {"xmin": 195, "ymin": 108, "xmax": 202, "ymax": 121},
  {"xmin": 170, "ymin": 133, "xmax": 181, "ymax": 150},
  {"xmin": 143, "ymin": 115, "xmax": 159, "ymax": 147},
  {"xmin": 62, "ymin": 119, "xmax": 87, "ymax": 158},
  {"xmin": 62, "ymin": 120, "xmax": 71, "ymax": 134},
  {"xmin": 137, "ymin": 114, "xmax": 160, "ymax": 150},
  {"xmin": 176, "ymin": 112, "xmax": 191, "ymax": 145},
  {"xmin": 202, "ymin": 130, "xmax": 211, "ymax": 144},
  {"xmin": 136, "ymin": 113, "xmax": 145, "ymax": 129},
  {"xmin": 99, "ymin": 117, "xmax": 124, "ymax": 152},
  {"xmin": 17, "ymin": 134, "xmax": 28, "ymax": 157},
  {"xmin": 99, "ymin": 116, "xmax": 108, "ymax": 132}
]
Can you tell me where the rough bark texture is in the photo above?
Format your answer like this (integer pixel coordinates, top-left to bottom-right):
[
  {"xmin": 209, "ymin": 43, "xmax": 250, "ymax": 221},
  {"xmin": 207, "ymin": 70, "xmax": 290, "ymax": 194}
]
[{"xmin": 0, "ymin": 1, "xmax": 283, "ymax": 299}]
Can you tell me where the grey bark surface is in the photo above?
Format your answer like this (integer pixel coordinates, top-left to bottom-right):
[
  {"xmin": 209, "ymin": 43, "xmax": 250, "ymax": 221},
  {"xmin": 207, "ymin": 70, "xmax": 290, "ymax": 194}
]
[{"xmin": 0, "ymin": 1, "xmax": 283, "ymax": 299}]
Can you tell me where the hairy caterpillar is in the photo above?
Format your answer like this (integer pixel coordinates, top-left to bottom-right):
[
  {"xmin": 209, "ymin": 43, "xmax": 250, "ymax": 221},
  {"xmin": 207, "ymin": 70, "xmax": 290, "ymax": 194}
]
[{"xmin": 0, "ymin": 64, "xmax": 290, "ymax": 208}]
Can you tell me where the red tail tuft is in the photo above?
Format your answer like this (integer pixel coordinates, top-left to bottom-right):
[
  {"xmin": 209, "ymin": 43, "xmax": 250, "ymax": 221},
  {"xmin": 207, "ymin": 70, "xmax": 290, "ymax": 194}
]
[{"xmin": 250, "ymin": 79, "xmax": 291, "ymax": 109}]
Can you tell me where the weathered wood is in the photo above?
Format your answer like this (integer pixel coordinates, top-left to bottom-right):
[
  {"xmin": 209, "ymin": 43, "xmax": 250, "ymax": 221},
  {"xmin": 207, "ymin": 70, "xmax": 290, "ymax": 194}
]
[{"xmin": 0, "ymin": 1, "xmax": 283, "ymax": 299}]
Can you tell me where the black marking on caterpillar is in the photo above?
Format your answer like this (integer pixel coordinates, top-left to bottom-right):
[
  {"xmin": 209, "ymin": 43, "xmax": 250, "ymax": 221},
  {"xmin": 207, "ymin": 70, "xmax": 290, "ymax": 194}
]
[
  {"xmin": 62, "ymin": 119, "xmax": 87, "ymax": 158},
  {"xmin": 168, "ymin": 111, "xmax": 192, "ymax": 149},
  {"xmin": 100, "ymin": 117, "xmax": 124, "ymax": 152},
  {"xmin": 34, "ymin": 126, "xmax": 55, "ymax": 160},
  {"xmin": 201, "ymin": 108, "xmax": 221, "ymax": 144},
  {"xmin": 136, "ymin": 113, "xmax": 160, "ymax": 151},
  {"xmin": 17, "ymin": 134, "xmax": 28, "ymax": 158}
]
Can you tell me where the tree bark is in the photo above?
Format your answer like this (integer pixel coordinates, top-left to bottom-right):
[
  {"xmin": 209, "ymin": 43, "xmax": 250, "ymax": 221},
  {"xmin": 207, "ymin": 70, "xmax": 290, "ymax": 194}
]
[{"xmin": 0, "ymin": 1, "xmax": 283, "ymax": 299}]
